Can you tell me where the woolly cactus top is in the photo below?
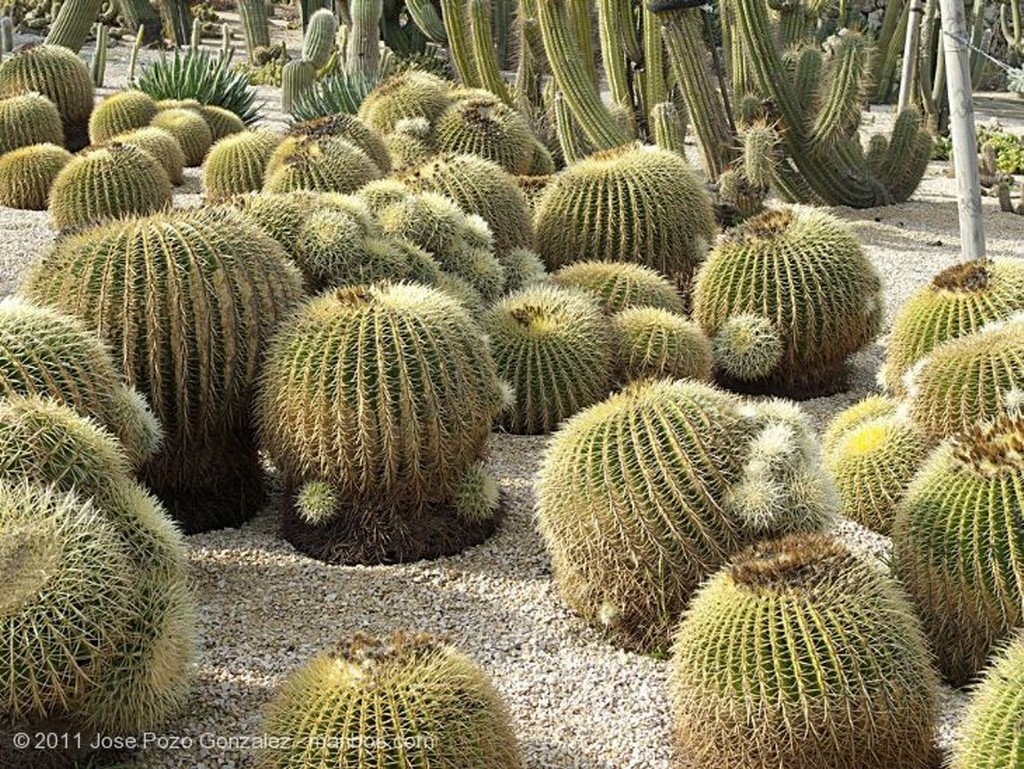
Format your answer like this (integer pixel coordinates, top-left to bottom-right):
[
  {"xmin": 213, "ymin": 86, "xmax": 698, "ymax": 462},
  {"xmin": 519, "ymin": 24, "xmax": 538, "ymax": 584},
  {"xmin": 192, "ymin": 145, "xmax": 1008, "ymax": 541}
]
[
  {"xmin": 950, "ymin": 413, "xmax": 1024, "ymax": 476},
  {"xmin": 931, "ymin": 260, "xmax": 992, "ymax": 292},
  {"xmin": 728, "ymin": 533, "xmax": 856, "ymax": 591}
]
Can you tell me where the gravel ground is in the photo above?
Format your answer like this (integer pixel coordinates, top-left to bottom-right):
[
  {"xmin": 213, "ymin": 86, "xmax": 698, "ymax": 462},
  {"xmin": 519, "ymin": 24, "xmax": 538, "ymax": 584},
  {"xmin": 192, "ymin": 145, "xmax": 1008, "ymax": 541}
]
[{"xmin": 1, "ymin": 30, "xmax": 1023, "ymax": 768}]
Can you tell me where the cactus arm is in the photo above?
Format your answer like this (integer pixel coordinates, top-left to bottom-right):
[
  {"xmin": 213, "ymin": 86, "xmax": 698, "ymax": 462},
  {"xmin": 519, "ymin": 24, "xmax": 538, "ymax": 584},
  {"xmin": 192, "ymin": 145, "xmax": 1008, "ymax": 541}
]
[
  {"xmin": 775, "ymin": 3, "xmax": 815, "ymax": 48},
  {"xmin": 641, "ymin": 7, "xmax": 667, "ymax": 119},
  {"xmin": 494, "ymin": 0, "xmax": 515, "ymax": 67},
  {"xmin": 878, "ymin": 108, "xmax": 932, "ymax": 202},
  {"xmin": 871, "ymin": 0, "xmax": 908, "ymax": 102},
  {"xmin": 440, "ymin": 0, "xmax": 483, "ymax": 86},
  {"xmin": 346, "ymin": 0, "xmax": 382, "ymax": 77},
  {"xmin": 468, "ymin": 0, "xmax": 514, "ymax": 104},
  {"xmin": 282, "ymin": 59, "xmax": 316, "ymax": 114},
  {"xmin": 537, "ymin": 0, "xmax": 630, "ymax": 150},
  {"xmin": 45, "ymin": 0, "xmax": 104, "ymax": 52},
  {"xmin": 406, "ymin": 0, "xmax": 447, "ymax": 44},
  {"xmin": 567, "ymin": 0, "xmax": 598, "ymax": 86},
  {"xmin": 303, "ymin": 8, "xmax": 338, "ymax": 69},
  {"xmin": 810, "ymin": 31, "xmax": 869, "ymax": 147},
  {"xmin": 648, "ymin": 1, "xmax": 737, "ymax": 179},
  {"xmin": 91, "ymin": 22, "xmax": 108, "ymax": 85},
  {"xmin": 597, "ymin": 0, "xmax": 633, "ymax": 109}
]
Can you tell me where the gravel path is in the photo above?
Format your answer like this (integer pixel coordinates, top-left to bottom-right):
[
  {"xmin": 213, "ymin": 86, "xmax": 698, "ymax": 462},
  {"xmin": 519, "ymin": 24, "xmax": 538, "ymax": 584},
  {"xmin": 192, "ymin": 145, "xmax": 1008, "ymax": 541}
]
[{"xmin": 2, "ymin": 34, "xmax": 1023, "ymax": 766}]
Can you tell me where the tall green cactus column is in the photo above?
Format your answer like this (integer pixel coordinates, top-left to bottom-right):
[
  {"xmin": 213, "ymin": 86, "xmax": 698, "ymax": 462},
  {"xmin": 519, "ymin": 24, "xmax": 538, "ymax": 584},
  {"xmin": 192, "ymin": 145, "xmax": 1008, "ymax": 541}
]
[
  {"xmin": 346, "ymin": 0, "xmax": 383, "ymax": 77},
  {"xmin": 238, "ymin": 0, "xmax": 271, "ymax": 61},
  {"xmin": 469, "ymin": 0, "xmax": 514, "ymax": 103},
  {"xmin": 440, "ymin": 0, "xmax": 482, "ymax": 87},
  {"xmin": 45, "ymin": 0, "xmax": 104, "ymax": 52}
]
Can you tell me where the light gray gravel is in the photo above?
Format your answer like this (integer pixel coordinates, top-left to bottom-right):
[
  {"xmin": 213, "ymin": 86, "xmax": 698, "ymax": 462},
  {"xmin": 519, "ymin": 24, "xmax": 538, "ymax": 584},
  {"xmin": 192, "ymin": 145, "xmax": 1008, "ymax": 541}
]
[{"xmin": 1, "ymin": 36, "xmax": 1023, "ymax": 765}]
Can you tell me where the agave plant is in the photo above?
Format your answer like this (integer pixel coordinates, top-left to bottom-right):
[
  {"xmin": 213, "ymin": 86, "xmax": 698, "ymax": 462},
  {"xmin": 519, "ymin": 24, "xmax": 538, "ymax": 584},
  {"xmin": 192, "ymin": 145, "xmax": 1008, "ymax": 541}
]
[
  {"xmin": 133, "ymin": 47, "xmax": 261, "ymax": 126},
  {"xmin": 289, "ymin": 70, "xmax": 382, "ymax": 121}
]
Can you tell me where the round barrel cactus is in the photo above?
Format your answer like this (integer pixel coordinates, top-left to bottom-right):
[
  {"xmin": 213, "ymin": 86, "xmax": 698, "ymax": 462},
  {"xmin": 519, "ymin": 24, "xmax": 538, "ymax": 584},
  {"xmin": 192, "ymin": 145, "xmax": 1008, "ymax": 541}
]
[
  {"xmin": 256, "ymin": 283, "xmax": 506, "ymax": 564},
  {"xmin": 693, "ymin": 207, "xmax": 883, "ymax": 397},
  {"xmin": 357, "ymin": 177, "xmax": 412, "ymax": 214},
  {"xmin": 0, "ymin": 142, "xmax": 71, "ymax": 210},
  {"xmin": 201, "ymin": 129, "xmax": 283, "ymax": 202},
  {"xmin": 264, "ymin": 135, "xmax": 382, "ymax": 194},
  {"xmin": 88, "ymin": 90, "xmax": 159, "ymax": 146},
  {"xmin": 952, "ymin": 632, "xmax": 1024, "ymax": 769},
  {"xmin": 551, "ymin": 260, "xmax": 685, "ymax": 315},
  {"xmin": 402, "ymin": 154, "xmax": 533, "ymax": 256},
  {"xmin": 288, "ymin": 112, "xmax": 392, "ymax": 174},
  {"xmin": 906, "ymin": 315, "xmax": 1024, "ymax": 441},
  {"xmin": 19, "ymin": 207, "xmax": 305, "ymax": 533},
  {"xmin": 893, "ymin": 413, "xmax": 1024, "ymax": 685},
  {"xmin": 0, "ymin": 44, "xmax": 94, "ymax": 148},
  {"xmin": 499, "ymin": 247, "xmax": 547, "ymax": 294},
  {"xmin": 48, "ymin": 143, "xmax": 172, "ymax": 230},
  {"xmin": 613, "ymin": 307, "xmax": 714, "ymax": 384},
  {"xmin": 198, "ymin": 105, "xmax": 246, "ymax": 141},
  {"xmin": 356, "ymin": 70, "xmax": 453, "ymax": 135},
  {"xmin": 260, "ymin": 632, "xmax": 522, "ymax": 769},
  {"xmin": 536, "ymin": 379, "xmax": 836, "ymax": 652},
  {"xmin": 435, "ymin": 97, "xmax": 536, "ymax": 175},
  {"xmin": 151, "ymin": 107, "xmax": 213, "ymax": 166},
  {"xmin": 883, "ymin": 259, "xmax": 1024, "ymax": 395},
  {"xmin": 0, "ymin": 91, "xmax": 64, "ymax": 155},
  {"xmin": 534, "ymin": 144, "xmax": 716, "ymax": 285},
  {"xmin": 110, "ymin": 126, "xmax": 187, "ymax": 185},
  {"xmin": 484, "ymin": 285, "xmax": 614, "ymax": 434},
  {"xmin": 670, "ymin": 534, "xmax": 939, "ymax": 769},
  {"xmin": 821, "ymin": 394, "xmax": 900, "ymax": 454}
]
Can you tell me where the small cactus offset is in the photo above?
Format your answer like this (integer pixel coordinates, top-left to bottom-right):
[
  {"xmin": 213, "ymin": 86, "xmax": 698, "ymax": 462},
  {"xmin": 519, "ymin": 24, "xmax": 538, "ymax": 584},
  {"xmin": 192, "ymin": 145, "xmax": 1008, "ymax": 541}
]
[
  {"xmin": 536, "ymin": 379, "xmax": 835, "ymax": 652},
  {"xmin": 260, "ymin": 633, "xmax": 523, "ymax": 769},
  {"xmin": 0, "ymin": 142, "xmax": 72, "ymax": 209},
  {"xmin": 0, "ymin": 92, "xmax": 64, "ymax": 155},
  {"xmin": 551, "ymin": 260, "xmax": 684, "ymax": 315},
  {"xmin": 894, "ymin": 413, "xmax": 1024, "ymax": 686},
  {"xmin": 951, "ymin": 633, "xmax": 1024, "ymax": 769},
  {"xmin": 882, "ymin": 260, "xmax": 1024, "ymax": 395},
  {"xmin": 613, "ymin": 306, "xmax": 714, "ymax": 384},
  {"xmin": 109, "ymin": 126, "xmax": 187, "ymax": 185},
  {"xmin": 534, "ymin": 143, "xmax": 716, "ymax": 286},
  {"xmin": 88, "ymin": 90, "xmax": 160, "ymax": 146},
  {"xmin": 48, "ymin": 143, "xmax": 172, "ymax": 230},
  {"xmin": 90, "ymin": 23, "xmax": 107, "ymax": 86},
  {"xmin": 693, "ymin": 207, "xmax": 883, "ymax": 397},
  {"xmin": 201, "ymin": 129, "xmax": 282, "ymax": 202},
  {"xmin": 19, "ymin": 207, "xmax": 305, "ymax": 533},
  {"xmin": 256, "ymin": 283, "xmax": 506, "ymax": 564},
  {"xmin": 484, "ymin": 284, "xmax": 615, "ymax": 434},
  {"xmin": 650, "ymin": 100, "xmax": 688, "ymax": 156},
  {"xmin": 670, "ymin": 533, "xmax": 939, "ymax": 769}
]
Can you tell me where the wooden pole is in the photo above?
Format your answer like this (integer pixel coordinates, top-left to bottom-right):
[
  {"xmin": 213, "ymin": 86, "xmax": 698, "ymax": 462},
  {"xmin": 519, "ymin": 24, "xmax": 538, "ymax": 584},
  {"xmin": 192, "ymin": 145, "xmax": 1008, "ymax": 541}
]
[
  {"xmin": 897, "ymin": 0, "xmax": 924, "ymax": 112},
  {"xmin": 938, "ymin": 0, "xmax": 986, "ymax": 260}
]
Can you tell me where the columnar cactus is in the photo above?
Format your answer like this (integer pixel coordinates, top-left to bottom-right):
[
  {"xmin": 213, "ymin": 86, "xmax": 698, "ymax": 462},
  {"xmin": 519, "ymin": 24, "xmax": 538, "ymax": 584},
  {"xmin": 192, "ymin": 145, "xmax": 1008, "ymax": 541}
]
[
  {"xmin": 87, "ymin": 89, "xmax": 158, "ymax": 145},
  {"xmin": 534, "ymin": 144, "xmax": 716, "ymax": 285},
  {"xmin": 951, "ymin": 633, "xmax": 1024, "ymax": 768},
  {"xmin": 484, "ymin": 285, "xmax": 614, "ymax": 434},
  {"xmin": 48, "ymin": 143, "xmax": 172, "ymax": 230},
  {"xmin": 111, "ymin": 126, "xmax": 187, "ymax": 185},
  {"xmin": 893, "ymin": 413, "xmax": 1024, "ymax": 685},
  {"xmin": 346, "ymin": 0, "xmax": 383, "ymax": 77},
  {"xmin": 198, "ymin": 105, "xmax": 246, "ymax": 141},
  {"xmin": 281, "ymin": 58, "xmax": 315, "ymax": 114},
  {"xmin": 551, "ymin": 260, "xmax": 684, "ymax": 315},
  {"xmin": 45, "ymin": 0, "xmax": 103, "ymax": 52},
  {"xmin": 356, "ymin": 70, "xmax": 453, "ymax": 135},
  {"xmin": 201, "ymin": 129, "xmax": 282, "ymax": 202},
  {"xmin": 0, "ymin": 142, "xmax": 72, "ymax": 209},
  {"xmin": 434, "ymin": 96, "xmax": 536, "ymax": 174},
  {"xmin": 256, "ymin": 283, "xmax": 506, "ymax": 564},
  {"xmin": 0, "ymin": 92, "xmax": 64, "ymax": 155},
  {"xmin": 19, "ymin": 208, "xmax": 305, "ymax": 532},
  {"xmin": 151, "ymin": 107, "xmax": 213, "ymax": 166},
  {"xmin": 613, "ymin": 307, "xmax": 714, "ymax": 384},
  {"xmin": 693, "ymin": 207, "xmax": 883, "ymax": 396},
  {"xmin": 883, "ymin": 260, "xmax": 1024, "ymax": 395},
  {"xmin": 288, "ymin": 113, "xmax": 392, "ymax": 174},
  {"xmin": 260, "ymin": 633, "xmax": 523, "ymax": 768},
  {"xmin": 264, "ymin": 135, "xmax": 383, "ymax": 194},
  {"xmin": 670, "ymin": 534, "xmax": 939, "ymax": 768},
  {"xmin": 536, "ymin": 379, "xmax": 836, "ymax": 651},
  {"xmin": 302, "ymin": 8, "xmax": 337, "ymax": 70},
  {"xmin": 906, "ymin": 316, "xmax": 1024, "ymax": 441}
]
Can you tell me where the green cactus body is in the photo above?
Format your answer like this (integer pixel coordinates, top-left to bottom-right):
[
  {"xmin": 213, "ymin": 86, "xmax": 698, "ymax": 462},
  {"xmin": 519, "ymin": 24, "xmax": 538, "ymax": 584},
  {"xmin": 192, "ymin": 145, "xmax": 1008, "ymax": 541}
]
[
  {"xmin": 883, "ymin": 260, "xmax": 1024, "ymax": 396},
  {"xmin": 110, "ymin": 126, "xmax": 187, "ymax": 185},
  {"xmin": 289, "ymin": 113, "xmax": 392, "ymax": 174},
  {"xmin": 19, "ymin": 208, "xmax": 305, "ymax": 533},
  {"xmin": 281, "ymin": 58, "xmax": 316, "ymax": 115},
  {"xmin": 613, "ymin": 306, "xmax": 713, "ymax": 384},
  {"xmin": 151, "ymin": 107, "xmax": 213, "ymax": 166},
  {"xmin": 260, "ymin": 633, "xmax": 523, "ymax": 768},
  {"xmin": 498, "ymin": 247, "xmax": 546, "ymax": 294},
  {"xmin": 536, "ymin": 379, "xmax": 835, "ymax": 651},
  {"xmin": 821, "ymin": 395, "xmax": 900, "ymax": 454},
  {"xmin": 0, "ymin": 92, "xmax": 64, "ymax": 155},
  {"xmin": 256, "ymin": 283, "xmax": 505, "ymax": 564},
  {"xmin": 650, "ymin": 100, "xmax": 688, "ymax": 156},
  {"xmin": 0, "ymin": 142, "xmax": 72, "ymax": 210},
  {"xmin": 823, "ymin": 411, "xmax": 928, "ymax": 535},
  {"xmin": 48, "ymin": 143, "xmax": 172, "ymax": 230},
  {"xmin": 670, "ymin": 533, "xmax": 939, "ymax": 768},
  {"xmin": 264, "ymin": 135, "xmax": 383, "ymax": 194},
  {"xmin": 88, "ymin": 90, "xmax": 159, "ymax": 145},
  {"xmin": 384, "ymin": 117, "xmax": 437, "ymax": 171},
  {"xmin": 407, "ymin": 0, "xmax": 448, "ymax": 44},
  {"xmin": 551, "ymin": 260, "xmax": 684, "ymax": 315},
  {"xmin": 534, "ymin": 143, "xmax": 715, "ymax": 286},
  {"xmin": 693, "ymin": 207, "xmax": 883, "ymax": 397},
  {"xmin": 434, "ymin": 97, "xmax": 535, "ymax": 174},
  {"xmin": 468, "ymin": 0, "xmax": 513, "ymax": 103},
  {"xmin": 301, "ymin": 8, "xmax": 337, "ymax": 69},
  {"xmin": 0, "ymin": 44, "xmax": 95, "ymax": 147},
  {"xmin": 402, "ymin": 153, "xmax": 533, "ymax": 256},
  {"xmin": 356, "ymin": 70, "xmax": 453, "ymax": 135},
  {"xmin": 44, "ymin": 0, "xmax": 103, "ymax": 52},
  {"xmin": 198, "ymin": 104, "xmax": 247, "ymax": 141},
  {"xmin": 0, "ymin": 481, "xmax": 137, "ymax": 722},
  {"xmin": 894, "ymin": 415, "xmax": 1024, "ymax": 685},
  {"xmin": 356, "ymin": 177, "xmax": 412, "ymax": 215},
  {"xmin": 952, "ymin": 633, "xmax": 1024, "ymax": 768},
  {"xmin": 346, "ymin": 0, "xmax": 383, "ymax": 77},
  {"xmin": 484, "ymin": 285, "xmax": 614, "ymax": 434},
  {"xmin": 237, "ymin": 0, "xmax": 271, "ymax": 60},
  {"xmin": 439, "ymin": 0, "xmax": 482, "ymax": 87},
  {"xmin": 906, "ymin": 316, "xmax": 1024, "ymax": 441},
  {"xmin": 293, "ymin": 209, "xmax": 400, "ymax": 290},
  {"xmin": 228, "ymin": 190, "xmax": 316, "ymax": 259},
  {"xmin": 201, "ymin": 129, "xmax": 282, "ymax": 202}
]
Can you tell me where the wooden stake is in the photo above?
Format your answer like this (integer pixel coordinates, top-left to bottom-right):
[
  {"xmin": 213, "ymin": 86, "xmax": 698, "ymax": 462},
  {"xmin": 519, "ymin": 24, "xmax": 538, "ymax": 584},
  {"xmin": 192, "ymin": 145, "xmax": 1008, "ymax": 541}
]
[{"xmin": 938, "ymin": 0, "xmax": 986, "ymax": 260}]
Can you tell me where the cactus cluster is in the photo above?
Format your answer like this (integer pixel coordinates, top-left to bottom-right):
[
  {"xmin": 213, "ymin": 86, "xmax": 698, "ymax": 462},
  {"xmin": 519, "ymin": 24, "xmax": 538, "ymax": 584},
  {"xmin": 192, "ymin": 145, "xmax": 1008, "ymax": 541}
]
[
  {"xmin": 670, "ymin": 533, "xmax": 939, "ymax": 768},
  {"xmin": 110, "ymin": 126, "xmax": 187, "ymax": 185},
  {"xmin": 260, "ymin": 632, "xmax": 523, "ymax": 768},
  {"xmin": 288, "ymin": 113, "xmax": 392, "ymax": 175},
  {"xmin": 357, "ymin": 70, "xmax": 453, "ymax": 135},
  {"xmin": 20, "ymin": 207, "xmax": 304, "ymax": 532},
  {"xmin": 0, "ymin": 141, "xmax": 71, "ymax": 209},
  {"xmin": 693, "ymin": 207, "xmax": 883, "ymax": 396},
  {"xmin": 256, "ymin": 283, "xmax": 505, "ymax": 564},
  {"xmin": 536, "ymin": 379, "xmax": 835, "ymax": 652}
]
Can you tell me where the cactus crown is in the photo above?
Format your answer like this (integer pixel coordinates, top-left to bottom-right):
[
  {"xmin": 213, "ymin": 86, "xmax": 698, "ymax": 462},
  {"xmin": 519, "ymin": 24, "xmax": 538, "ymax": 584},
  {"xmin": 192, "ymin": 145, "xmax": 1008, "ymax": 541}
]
[
  {"xmin": 950, "ymin": 413, "xmax": 1024, "ymax": 474},
  {"xmin": 931, "ymin": 260, "xmax": 991, "ymax": 292},
  {"xmin": 728, "ymin": 533, "xmax": 851, "ymax": 590}
]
